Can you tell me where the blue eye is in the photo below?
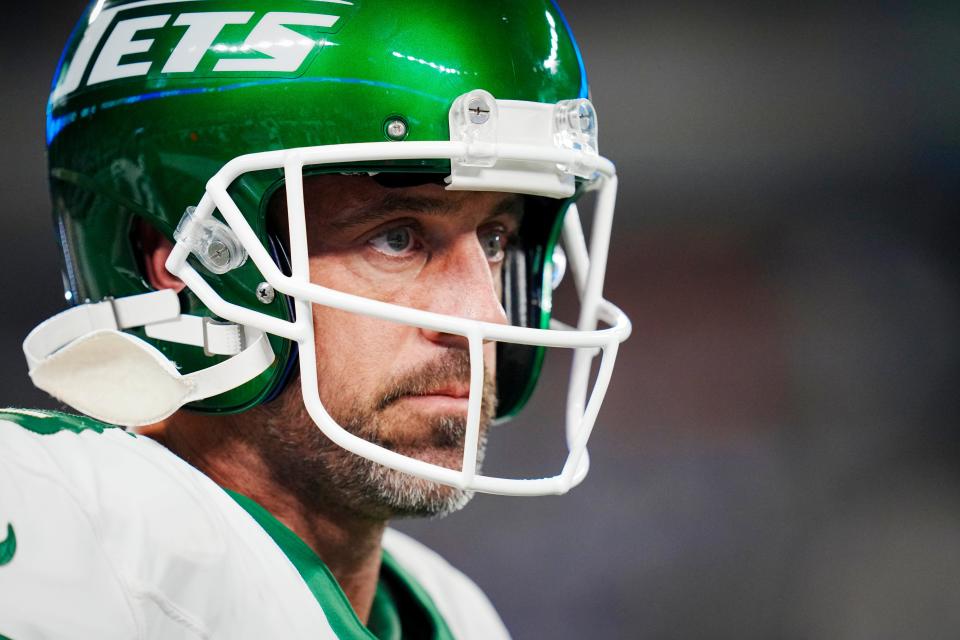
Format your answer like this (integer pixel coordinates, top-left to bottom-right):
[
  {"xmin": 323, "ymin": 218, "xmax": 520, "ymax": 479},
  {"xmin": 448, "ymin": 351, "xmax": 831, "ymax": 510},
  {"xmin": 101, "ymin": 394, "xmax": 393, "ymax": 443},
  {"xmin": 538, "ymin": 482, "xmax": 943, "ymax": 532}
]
[
  {"xmin": 370, "ymin": 227, "xmax": 417, "ymax": 256},
  {"xmin": 480, "ymin": 229, "xmax": 507, "ymax": 262}
]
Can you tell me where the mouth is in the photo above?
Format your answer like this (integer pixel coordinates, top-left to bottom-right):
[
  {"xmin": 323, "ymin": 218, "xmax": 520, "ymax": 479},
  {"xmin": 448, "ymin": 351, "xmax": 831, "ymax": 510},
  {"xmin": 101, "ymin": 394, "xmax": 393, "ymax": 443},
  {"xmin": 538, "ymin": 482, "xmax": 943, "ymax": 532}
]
[
  {"xmin": 416, "ymin": 384, "xmax": 469, "ymax": 399},
  {"xmin": 397, "ymin": 385, "xmax": 470, "ymax": 412}
]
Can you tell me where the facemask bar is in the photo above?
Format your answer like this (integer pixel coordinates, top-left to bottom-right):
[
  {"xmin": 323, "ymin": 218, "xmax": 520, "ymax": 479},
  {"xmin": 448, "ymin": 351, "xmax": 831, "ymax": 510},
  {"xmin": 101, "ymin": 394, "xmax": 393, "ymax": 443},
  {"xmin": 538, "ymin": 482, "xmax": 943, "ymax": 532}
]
[{"xmin": 562, "ymin": 175, "xmax": 619, "ymax": 483}]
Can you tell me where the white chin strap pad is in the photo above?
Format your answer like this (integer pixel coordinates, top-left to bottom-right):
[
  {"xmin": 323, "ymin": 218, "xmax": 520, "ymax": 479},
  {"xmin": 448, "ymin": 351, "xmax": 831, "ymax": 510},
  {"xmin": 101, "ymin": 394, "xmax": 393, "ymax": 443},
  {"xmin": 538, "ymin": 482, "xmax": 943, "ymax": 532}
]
[
  {"xmin": 29, "ymin": 329, "xmax": 193, "ymax": 427},
  {"xmin": 24, "ymin": 290, "xmax": 278, "ymax": 428}
]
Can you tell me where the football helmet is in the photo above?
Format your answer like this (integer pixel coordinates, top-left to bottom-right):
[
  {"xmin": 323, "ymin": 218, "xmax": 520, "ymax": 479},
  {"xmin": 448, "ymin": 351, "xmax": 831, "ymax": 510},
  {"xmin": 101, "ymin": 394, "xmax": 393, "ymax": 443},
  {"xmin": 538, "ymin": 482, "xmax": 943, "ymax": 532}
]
[{"xmin": 25, "ymin": 0, "xmax": 631, "ymax": 496}]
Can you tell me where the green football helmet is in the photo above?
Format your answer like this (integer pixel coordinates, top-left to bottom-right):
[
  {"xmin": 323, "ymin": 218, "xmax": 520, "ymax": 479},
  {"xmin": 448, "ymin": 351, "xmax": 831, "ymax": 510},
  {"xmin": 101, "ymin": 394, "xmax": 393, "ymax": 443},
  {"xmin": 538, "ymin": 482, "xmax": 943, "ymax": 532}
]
[{"xmin": 27, "ymin": 0, "xmax": 631, "ymax": 496}]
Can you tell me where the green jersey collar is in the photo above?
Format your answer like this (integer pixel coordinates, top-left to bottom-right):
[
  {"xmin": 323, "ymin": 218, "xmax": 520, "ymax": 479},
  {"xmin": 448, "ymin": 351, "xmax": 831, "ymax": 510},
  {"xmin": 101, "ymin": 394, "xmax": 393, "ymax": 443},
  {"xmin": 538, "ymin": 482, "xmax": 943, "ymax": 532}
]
[{"xmin": 225, "ymin": 489, "xmax": 454, "ymax": 640}]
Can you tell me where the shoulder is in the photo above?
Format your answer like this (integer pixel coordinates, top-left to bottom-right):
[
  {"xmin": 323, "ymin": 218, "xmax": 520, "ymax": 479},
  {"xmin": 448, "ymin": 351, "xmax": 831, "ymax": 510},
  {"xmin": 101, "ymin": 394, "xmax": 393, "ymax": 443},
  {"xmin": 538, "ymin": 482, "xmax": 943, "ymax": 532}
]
[
  {"xmin": 0, "ymin": 410, "xmax": 145, "ymax": 637},
  {"xmin": 0, "ymin": 410, "xmax": 249, "ymax": 637},
  {"xmin": 383, "ymin": 528, "xmax": 511, "ymax": 640},
  {"xmin": 0, "ymin": 407, "xmax": 246, "ymax": 578},
  {"xmin": 0, "ymin": 409, "xmax": 338, "ymax": 639},
  {"xmin": 0, "ymin": 407, "xmax": 142, "ymax": 470},
  {"xmin": 0, "ymin": 408, "xmax": 145, "ymax": 509},
  {"xmin": 0, "ymin": 407, "xmax": 126, "ymax": 445},
  {"xmin": 0, "ymin": 408, "xmax": 206, "ymax": 521}
]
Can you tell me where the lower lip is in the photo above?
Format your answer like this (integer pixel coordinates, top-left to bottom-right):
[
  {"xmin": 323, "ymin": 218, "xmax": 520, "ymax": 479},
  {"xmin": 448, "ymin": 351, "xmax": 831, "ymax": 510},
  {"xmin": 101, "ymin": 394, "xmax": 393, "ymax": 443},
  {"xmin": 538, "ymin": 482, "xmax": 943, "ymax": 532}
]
[{"xmin": 399, "ymin": 395, "xmax": 470, "ymax": 412}]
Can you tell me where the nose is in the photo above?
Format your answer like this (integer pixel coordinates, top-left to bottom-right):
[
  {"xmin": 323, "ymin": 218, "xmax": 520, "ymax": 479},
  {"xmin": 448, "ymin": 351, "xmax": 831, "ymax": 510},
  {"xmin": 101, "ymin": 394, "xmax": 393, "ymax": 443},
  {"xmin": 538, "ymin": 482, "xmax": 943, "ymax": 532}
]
[{"xmin": 418, "ymin": 233, "xmax": 508, "ymax": 348}]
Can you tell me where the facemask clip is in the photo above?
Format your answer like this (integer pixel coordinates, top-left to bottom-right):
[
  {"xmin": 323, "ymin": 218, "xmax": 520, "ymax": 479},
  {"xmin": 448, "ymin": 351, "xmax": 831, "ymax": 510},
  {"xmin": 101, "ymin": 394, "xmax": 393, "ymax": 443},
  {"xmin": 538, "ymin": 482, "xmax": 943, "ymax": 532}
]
[{"xmin": 174, "ymin": 206, "xmax": 247, "ymax": 275}]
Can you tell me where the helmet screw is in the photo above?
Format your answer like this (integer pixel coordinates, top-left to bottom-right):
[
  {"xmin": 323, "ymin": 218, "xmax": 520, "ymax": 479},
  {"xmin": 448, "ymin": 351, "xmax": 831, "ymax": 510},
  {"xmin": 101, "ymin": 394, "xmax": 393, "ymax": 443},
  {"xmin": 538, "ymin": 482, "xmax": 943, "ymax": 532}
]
[
  {"xmin": 578, "ymin": 110, "xmax": 591, "ymax": 129},
  {"xmin": 576, "ymin": 103, "xmax": 594, "ymax": 131},
  {"xmin": 256, "ymin": 282, "xmax": 276, "ymax": 304},
  {"xmin": 467, "ymin": 97, "xmax": 491, "ymax": 124},
  {"xmin": 385, "ymin": 118, "xmax": 408, "ymax": 140},
  {"xmin": 206, "ymin": 240, "xmax": 231, "ymax": 269}
]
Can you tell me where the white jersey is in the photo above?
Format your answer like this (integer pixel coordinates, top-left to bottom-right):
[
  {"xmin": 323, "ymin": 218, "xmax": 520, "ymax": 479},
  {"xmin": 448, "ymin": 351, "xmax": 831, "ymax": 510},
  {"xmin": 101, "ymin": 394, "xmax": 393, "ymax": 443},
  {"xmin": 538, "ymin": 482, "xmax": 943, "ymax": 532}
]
[{"xmin": 0, "ymin": 409, "xmax": 510, "ymax": 640}]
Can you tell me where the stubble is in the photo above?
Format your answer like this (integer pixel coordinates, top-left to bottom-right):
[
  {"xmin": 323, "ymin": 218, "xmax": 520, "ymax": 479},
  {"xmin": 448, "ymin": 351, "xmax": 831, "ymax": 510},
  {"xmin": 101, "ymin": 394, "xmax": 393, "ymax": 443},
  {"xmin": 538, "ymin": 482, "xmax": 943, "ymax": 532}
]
[{"xmin": 251, "ymin": 350, "xmax": 497, "ymax": 521}]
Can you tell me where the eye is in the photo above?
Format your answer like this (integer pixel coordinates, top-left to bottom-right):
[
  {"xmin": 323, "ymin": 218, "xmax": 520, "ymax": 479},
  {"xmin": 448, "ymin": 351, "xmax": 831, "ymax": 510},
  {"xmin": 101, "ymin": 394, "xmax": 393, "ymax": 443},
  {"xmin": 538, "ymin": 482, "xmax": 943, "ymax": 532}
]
[
  {"xmin": 479, "ymin": 227, "xmax": 509, "ymax": 263},
  {"xmin": 369, "ymin": 226, "xmax": 418, "ymax": 257}
]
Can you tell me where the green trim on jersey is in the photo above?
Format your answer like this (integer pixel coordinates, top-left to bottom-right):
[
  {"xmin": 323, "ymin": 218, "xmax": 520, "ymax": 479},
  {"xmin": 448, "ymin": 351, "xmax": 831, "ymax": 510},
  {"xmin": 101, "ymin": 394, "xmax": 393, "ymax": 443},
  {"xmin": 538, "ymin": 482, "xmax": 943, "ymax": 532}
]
[
  {"xmin": 0, "ymin": 523, "xmax": 15, "ymax": 566},
  {"xmin": 368, "ymin": 580, "xmax": 402, "ymax": 640},
  {"xmin": 226, "ymin": 490, "xmax": 454, "ymax": 640},
  {"xmin": 0, "ymin": 409, "xmax": 123, "ymax": 436},
  {"xmin": 376, "ymin": 549, "xmax": 456, "ymax": 640}
]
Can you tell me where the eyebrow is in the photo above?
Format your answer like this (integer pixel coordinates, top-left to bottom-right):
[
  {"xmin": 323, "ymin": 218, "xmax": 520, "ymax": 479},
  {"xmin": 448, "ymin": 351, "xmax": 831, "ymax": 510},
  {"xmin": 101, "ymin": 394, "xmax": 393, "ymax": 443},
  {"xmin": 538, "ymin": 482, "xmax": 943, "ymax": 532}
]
[{"xmin": 329, "ymin": 192, "xmax": 525, "ymax": 232}]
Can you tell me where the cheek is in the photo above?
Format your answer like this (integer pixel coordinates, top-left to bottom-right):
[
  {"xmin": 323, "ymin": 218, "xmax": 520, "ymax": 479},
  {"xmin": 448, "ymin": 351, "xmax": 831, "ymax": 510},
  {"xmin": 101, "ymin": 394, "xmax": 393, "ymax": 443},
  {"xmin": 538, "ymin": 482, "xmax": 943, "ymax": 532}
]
[
  {"xmin": 308, "ymin": 255, "xmax": 419, "ymax": 410},
  {"xmin": 311, "ymin": 306, "xmax": 372, "ymax": 395},
  {"xmin": 310, "ymin": 305, "xmax": 411, "ymax": 407}
]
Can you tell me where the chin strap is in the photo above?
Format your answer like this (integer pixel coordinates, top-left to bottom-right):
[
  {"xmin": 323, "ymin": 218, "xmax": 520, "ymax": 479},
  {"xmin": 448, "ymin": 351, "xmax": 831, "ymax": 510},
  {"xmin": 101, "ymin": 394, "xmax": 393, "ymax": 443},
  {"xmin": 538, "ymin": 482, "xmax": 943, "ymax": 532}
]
[{"xmin": 23, "ymin": 290, "xmax": 275, "ymax": 428}]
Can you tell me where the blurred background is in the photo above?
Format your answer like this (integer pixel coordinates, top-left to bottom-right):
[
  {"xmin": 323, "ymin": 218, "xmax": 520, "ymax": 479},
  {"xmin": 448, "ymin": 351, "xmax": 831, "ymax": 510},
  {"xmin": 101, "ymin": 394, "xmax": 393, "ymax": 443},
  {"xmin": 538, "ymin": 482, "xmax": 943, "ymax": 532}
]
[{"xmin": 2, "ymin": 1, "xmax": 958, "ymax": 639}]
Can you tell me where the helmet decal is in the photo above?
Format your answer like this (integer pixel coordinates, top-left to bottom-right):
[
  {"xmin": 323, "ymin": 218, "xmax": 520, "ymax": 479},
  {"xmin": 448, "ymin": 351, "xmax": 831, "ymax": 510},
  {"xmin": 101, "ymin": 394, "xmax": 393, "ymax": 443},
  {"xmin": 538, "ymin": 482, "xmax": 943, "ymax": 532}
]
[{"xmin": 52, "ymin": 0, "xmax": 356, "ymax": 102}]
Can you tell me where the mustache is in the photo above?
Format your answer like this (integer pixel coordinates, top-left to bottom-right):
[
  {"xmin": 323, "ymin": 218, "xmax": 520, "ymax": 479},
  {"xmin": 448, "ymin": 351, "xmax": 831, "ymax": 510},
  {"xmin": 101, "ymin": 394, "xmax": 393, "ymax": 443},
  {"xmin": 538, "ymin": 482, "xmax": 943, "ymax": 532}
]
[{"xmin": 376, "ymin": 350, "xmax": 487, "ymax": 411}]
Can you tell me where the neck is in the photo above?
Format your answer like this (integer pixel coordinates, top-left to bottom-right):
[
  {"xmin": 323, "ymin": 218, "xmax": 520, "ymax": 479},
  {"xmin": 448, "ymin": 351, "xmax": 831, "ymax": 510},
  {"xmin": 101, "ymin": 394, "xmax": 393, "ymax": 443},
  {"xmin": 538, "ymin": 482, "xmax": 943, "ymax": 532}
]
[{"xmin": 145, "ymin": 412, "xmax": 386, "ymax": 625}]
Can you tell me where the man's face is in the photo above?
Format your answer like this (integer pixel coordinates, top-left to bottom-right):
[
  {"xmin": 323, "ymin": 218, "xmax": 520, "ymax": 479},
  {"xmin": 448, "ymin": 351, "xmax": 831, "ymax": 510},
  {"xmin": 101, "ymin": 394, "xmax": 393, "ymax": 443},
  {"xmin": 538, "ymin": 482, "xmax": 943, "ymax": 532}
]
[{"xmin": 265, "ymin": 174, "xmax": 520, "ymax": 519}]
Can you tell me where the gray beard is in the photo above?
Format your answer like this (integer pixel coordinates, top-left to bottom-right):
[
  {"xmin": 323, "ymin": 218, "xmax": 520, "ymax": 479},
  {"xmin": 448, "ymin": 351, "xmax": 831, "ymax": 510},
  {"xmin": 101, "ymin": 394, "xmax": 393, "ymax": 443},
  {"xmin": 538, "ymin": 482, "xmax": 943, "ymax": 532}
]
[
  {"xmin": 253, "ymin": 354, "xmax": 495, "ymax": 521},
  {"xmin": 322, "ymin": 414, "xmax": 488, "ymax": 520}
]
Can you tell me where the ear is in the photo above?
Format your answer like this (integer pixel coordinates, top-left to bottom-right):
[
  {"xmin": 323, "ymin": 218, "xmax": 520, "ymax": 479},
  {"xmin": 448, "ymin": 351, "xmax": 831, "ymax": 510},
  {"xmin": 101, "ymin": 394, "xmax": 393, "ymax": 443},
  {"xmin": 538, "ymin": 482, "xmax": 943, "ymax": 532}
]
[{"xmin": 138, "ymin": 220, "xmax": 186, "ymax": 293}]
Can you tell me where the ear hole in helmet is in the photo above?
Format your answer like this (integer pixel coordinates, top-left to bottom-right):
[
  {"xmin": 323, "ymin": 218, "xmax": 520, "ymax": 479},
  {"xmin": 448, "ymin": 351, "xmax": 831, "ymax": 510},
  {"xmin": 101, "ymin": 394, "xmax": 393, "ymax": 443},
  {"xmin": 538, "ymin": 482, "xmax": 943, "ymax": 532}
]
[
  {"xmin": 133, "ymin": 217, "xmax": 187, "ymax": 293},
  {"xmin": 130, "ymin": 216, "xmax": 187, "ymax": 296}
]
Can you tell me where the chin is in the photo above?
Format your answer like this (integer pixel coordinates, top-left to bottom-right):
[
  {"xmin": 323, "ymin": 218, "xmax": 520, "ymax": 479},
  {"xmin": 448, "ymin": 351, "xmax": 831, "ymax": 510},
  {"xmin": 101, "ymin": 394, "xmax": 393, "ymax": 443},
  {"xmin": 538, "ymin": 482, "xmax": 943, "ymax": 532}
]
[
  {"xmin": 392, "ymin": 443, "xmax": 465, "ymax": 473},
  {"xmin": 375, "ymin": 406, "xmax": 471, "ymax": 452}
]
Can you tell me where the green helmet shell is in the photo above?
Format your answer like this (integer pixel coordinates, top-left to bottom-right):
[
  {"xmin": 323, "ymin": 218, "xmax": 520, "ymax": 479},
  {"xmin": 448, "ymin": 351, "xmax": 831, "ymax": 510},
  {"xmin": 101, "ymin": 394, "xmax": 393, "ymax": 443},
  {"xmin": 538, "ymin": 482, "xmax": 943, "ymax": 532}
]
[{"xmin": 48, "ymin": 0, "xmax": 588, "ymax": 417}]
